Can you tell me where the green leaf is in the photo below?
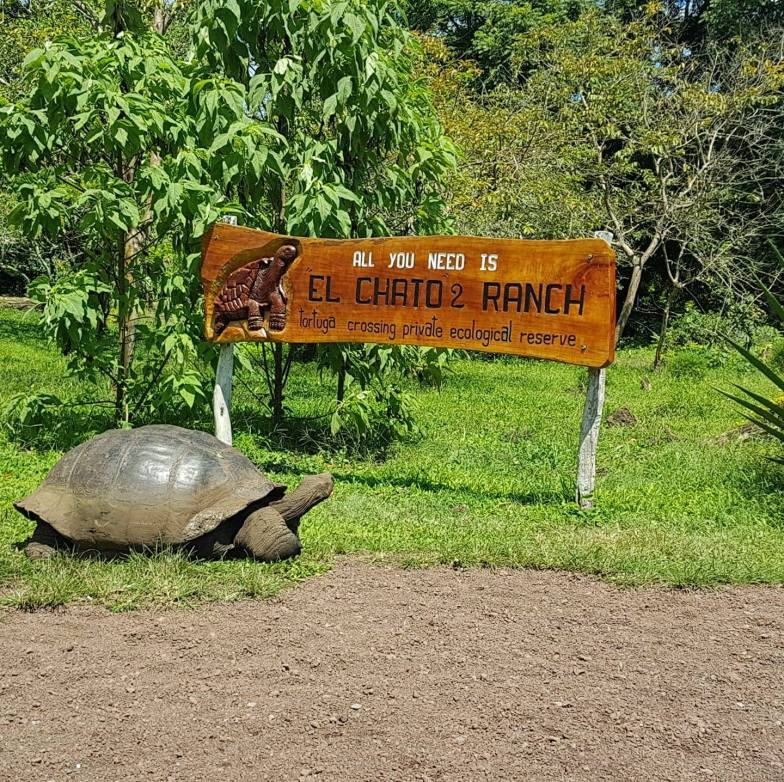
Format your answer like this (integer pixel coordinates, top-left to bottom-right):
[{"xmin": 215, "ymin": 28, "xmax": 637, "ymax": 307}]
[
  {"xmin": 179, "ymin": 386, "xmax": 196, "ymax": 408},
  {"xmin": 334, "ymin": 184, "xmax": 360, "ymax": 203},
  {"xmin": 725, "ymin": 335, "xmax": 784, "ymax": 396},
  {"xmin": 337, "ymin": 76, "xmax": 352, "ymax": 103},
  {"xmin": 22, "ymin": 48, "xmax": 46, "ymax": 70},
  {"xmin": 344, "ymin": 12, "xmax": 365, "ymax": 44},
  {"xmin": 323, "ymin": 93, "xmax": 338, "ymax": 120}
]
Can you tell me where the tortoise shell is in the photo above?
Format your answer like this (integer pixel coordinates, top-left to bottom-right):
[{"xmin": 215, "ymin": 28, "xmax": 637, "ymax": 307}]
[
  {"xmin": 216, "ymin": 259, "xmax": 268, "ymax": 312},
  {"xmin": 14, "ymin": 425, "xmax": 285, "ymax": 548}
]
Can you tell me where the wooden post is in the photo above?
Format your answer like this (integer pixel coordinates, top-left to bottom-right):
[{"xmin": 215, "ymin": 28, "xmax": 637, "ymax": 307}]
[
  {"xmin": 576, "ymin": 367, "xmax": 606, "ymax": 509},
  {"xmin": 214, "ymin": 343, "xmax": 234, "ymax": 445}
]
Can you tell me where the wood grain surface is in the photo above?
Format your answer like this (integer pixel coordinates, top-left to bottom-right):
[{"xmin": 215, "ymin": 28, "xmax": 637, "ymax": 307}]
[{"xmin": 201, "ymin": 224, "xmax": 616, "ymax": 367}]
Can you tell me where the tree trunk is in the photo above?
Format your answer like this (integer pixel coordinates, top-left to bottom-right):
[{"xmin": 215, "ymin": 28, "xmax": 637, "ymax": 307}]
[
  {"xmin": 653, "ymin": 284, "xmax": 678, "ymax": 371},
  {"xmin": 115, "ymin": 233, "xmax": 136, "ymax": 422},
  {"xmin": 615, "ymin": 261, "xmax": 643, "ymax": 345},
  {"xmin": 152, "ymin": 4, "xmax": 165, "ymax": 34}
]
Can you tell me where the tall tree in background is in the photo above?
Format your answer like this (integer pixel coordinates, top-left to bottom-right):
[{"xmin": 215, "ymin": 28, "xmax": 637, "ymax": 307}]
[
  {"xmin": 425, "ymin": 8, "xmax": 784, "ymax": 343},
  {"xmin": 517, "ymin": 11, "xmax": 784, "ymax": 342},
  {"xmin": 192, "ymin": 0, "xmax": 456, "ymax": 426},
  {"xmin": 605, "ymin": 0, "xmax": 784, "ymax": 47},
  {"xmin": 406, "ymin": 0, "xmax": 592, "ymax": 84}
]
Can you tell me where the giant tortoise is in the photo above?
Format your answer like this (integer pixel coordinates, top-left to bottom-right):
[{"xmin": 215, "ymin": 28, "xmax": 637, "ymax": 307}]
[{"xmin": 14, "ymin": 425, "xmax": 333, "ymax": 561}]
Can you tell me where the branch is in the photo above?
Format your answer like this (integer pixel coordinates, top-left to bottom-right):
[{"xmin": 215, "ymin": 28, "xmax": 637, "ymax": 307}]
[
  {"xmin": 130, "ymin": 348, "xmax": 172, "ymax": 417},
  {"xmin": 599, "ymin": 175, "xmax": 636, "ymax": 260},
  {"xmin": 69, "ymin": 0, "xmax": 100, "ymax": 30}
]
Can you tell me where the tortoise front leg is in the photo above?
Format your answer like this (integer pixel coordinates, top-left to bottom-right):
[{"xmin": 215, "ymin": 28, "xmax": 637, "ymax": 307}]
[
  {"xmin": 247, "ymin": 299, "xmax": 263, "ymax": 331},
  {"xmin": 25, "ymin": 521, "xmax": 65, "ymax": 560},
  {"xmin": 268, "ymin": 288, "xmax": 287, "ymax": 332},
  {"xmin": 234, "ymin": 507, "xmax": 301, "ymax": 561},
  {"xmin": 213, "ymin": 312, "xmax": 229, "ymax": 336}
]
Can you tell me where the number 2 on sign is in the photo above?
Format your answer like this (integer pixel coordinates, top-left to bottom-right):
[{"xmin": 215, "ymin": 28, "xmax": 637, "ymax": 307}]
[{"xmin": 480, "ymin": 253, "xmax": 498, "ymax": 272}]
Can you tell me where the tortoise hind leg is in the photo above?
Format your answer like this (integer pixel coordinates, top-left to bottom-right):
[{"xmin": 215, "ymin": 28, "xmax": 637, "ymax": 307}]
[
  {"xmin": 234, "ymin": 507, "xmax": 301, "ymax": 561},
  {"xmin": 213, "ymin": 313, "xmax": 229, "ymax": 336},
  {"xmin": 25, "ymin": 521, "xmax": 66, "ymax": 560}
]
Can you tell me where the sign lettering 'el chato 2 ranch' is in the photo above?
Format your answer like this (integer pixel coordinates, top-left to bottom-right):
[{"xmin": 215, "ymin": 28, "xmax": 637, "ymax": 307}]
[{"xmin": 201, "ymin": 223, "xmax": 616, "ymax": 368}]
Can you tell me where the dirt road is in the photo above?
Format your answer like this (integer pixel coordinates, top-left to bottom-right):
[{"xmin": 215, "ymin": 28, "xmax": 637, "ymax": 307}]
[{"xmin": 1, "ymin": 563, "xmax": 782, "ymax": 781}]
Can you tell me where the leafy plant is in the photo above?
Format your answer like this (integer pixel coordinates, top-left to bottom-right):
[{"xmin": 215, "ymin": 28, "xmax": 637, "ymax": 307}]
[
  {"xmin": 319, "ymin": 343, "xmax": 420, "ymax": 447},
  {"xmin": 670, "ymin": 300, "xmax": 767, "ymax": 351},
  {"xmin": 722, "ymin": 243, "xmax": 784, "ymax": 461},
  {"xmin": 1, "ymin": 391, "xmax": 113, "ymax": 449},
  {"xmin": 192, "ymin": 0, "xmax": 458, "ymax": 433},
  {"xmin": 0, "ymin": 2, "xmax": 281, "ymax": 423}
]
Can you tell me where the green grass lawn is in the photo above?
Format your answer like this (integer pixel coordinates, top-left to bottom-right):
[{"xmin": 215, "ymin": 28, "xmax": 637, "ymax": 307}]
[{"xmin": 2, "ymin": 306, "xmax": 784, "ymax": 609}]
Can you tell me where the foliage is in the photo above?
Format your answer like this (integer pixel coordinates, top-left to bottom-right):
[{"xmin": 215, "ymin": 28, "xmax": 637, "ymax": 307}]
[
  {"xmin": 665, "ymin": 348, "xmax": 720, "ymax": 379},
  {"xmin": 723, "ymin": 244, "xmax": 784, "ymax": 462},
  {"xmin": 319, "ymin": 343, "xmax": 420, "ymax": 449},
  {"xmin": 428, "ymin": 8, "xmax": 784, "ymax": 342},
  {"xmin": 0, "ymin": 0, "xmax": 89, "ymax": 101},
  {"xmin": 0, "ymin": 0, "xmax": 91, "ymax": 293},
  {"xmin": 702, "ymin": 0, "xmax": 784, "ymax": 43},
  {"xmin": 405, "ymin": 0, "xmax": 592, "ymax": 84},
  {"xmin": 192, "ymin": 0, "xmax": 457, "ymax": 433},
  {"xmin": 0, "ymin": 3, "xmax": 290, "ymax": 421},
  {"xmin": 669, "ymin": 300, "xmax": 769, "ymax": 350},
  {"xmin": 192, "ymin": 0, "xmax": 456, "ymax": 238},
  {"xmin": 419, "ymin": 35, "xmax": 599, "ymax": 241}
]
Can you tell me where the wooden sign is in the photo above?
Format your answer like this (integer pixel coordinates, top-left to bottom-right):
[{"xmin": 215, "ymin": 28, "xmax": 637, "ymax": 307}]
[{"xmin": 201, "ymin": 224, "xmax": 616, "ymax": 368}]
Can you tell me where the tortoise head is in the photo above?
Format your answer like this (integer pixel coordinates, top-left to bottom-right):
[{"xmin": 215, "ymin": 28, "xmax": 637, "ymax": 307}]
[{"xmin": 274, "ymin": 244, "xmax": 298, "ymax": 270}]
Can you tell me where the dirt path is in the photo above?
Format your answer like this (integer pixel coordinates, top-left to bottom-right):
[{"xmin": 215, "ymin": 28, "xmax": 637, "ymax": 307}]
[{"xmin": 0, "ymin": 563, "xmax": 782, "ymax": 782}]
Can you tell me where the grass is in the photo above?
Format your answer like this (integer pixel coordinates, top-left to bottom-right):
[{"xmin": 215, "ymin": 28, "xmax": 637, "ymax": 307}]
[{"xmin": 2, "ymin": 306, "xmax": 784, "ymax": 610}]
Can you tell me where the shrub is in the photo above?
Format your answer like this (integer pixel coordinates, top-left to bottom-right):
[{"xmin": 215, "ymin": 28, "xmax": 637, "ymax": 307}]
[
  {"xmin": 668, "ymin": 349, "xmax": 713, "ymax": 379},
  {"xmin": 669, "ymin": 299, "xmax": 767, "ymax": 349},
  {"xmin": 723, "ymin": 243, "xmax": 784, "ymax": 461}
]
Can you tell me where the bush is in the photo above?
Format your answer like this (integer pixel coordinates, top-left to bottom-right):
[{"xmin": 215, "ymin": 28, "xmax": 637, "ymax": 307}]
[
  {"xmin": 669, "ymin": 299, "xmax": 767, "ymax": 349},
  {"xmin": 667, "ymin": 349, "xmax": 711, "ymax": 378},
  {"xmin": 2, "ymin": 391, "xmax": 111, "ymax": 450}
]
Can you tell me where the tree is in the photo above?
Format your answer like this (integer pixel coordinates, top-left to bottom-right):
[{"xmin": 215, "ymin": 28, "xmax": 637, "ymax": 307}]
[
  {"xmin": 192, "ymin": 0, "xmax": 457, "ymax": 426},
  {"xmin": 0, "ymin": 0, "xmax": 91, "ymax": 294},
  {"xmin": 605, "ymin": 0, "xmax": 784, "ymax": 48},
  {"xmin": 436, "ymin": 9, "xmax": 784, "ymax": 343},
  {"xmin": 405, "ymin": 0, "xmax": 592, "ymax": 84},
  {"xmin": 519, "ymin": 12, "xmax": 784, "ymax": 342},
  {"xmin": 0, "ymin": 0, "xmax": 279, "ymax": 421},
  {"xmin": 1, "ymin": 0, "xmax": 89, "ymax": 100},
  {"xmin": 419, "ymin": 35, "xmax": 601, "ymax": 242}
]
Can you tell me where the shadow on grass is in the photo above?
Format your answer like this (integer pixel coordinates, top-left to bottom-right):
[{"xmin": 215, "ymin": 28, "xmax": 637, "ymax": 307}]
[
  {"xmin": 255, "ymin": 457, "xmax": 569, "ymax": 506},
  {"xmin": 0, "ymin": 309, "xmax": 44, "ymax": 347},
  {"xmin": 232, "ymin": 403, "xmax": 407, "ymax": 461}
]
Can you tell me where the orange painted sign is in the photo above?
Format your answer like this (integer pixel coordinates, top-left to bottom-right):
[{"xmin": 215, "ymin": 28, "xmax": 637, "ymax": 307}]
[{"xmin": 201, "ymin": 224, "xmax": 616, "ymax": 367}]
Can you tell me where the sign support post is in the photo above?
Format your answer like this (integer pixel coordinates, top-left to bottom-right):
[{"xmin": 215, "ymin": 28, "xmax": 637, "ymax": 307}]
[
  {"xmin": 213, "ymin": 342, "xmax": 234, "ymax": 445},
  {"xmin": 576, "ymin": 366, "xmax": 606, "ymax": 509},
  {"xmin": 212, "ymin": 215, "xmax": 237, "ymax": 446}
]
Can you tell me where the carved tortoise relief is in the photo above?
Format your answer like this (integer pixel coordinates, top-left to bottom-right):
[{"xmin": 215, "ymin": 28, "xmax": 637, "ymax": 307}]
[{"xmin": 213, "ymin": 243, "xmax": 298, "ymax": 336}]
